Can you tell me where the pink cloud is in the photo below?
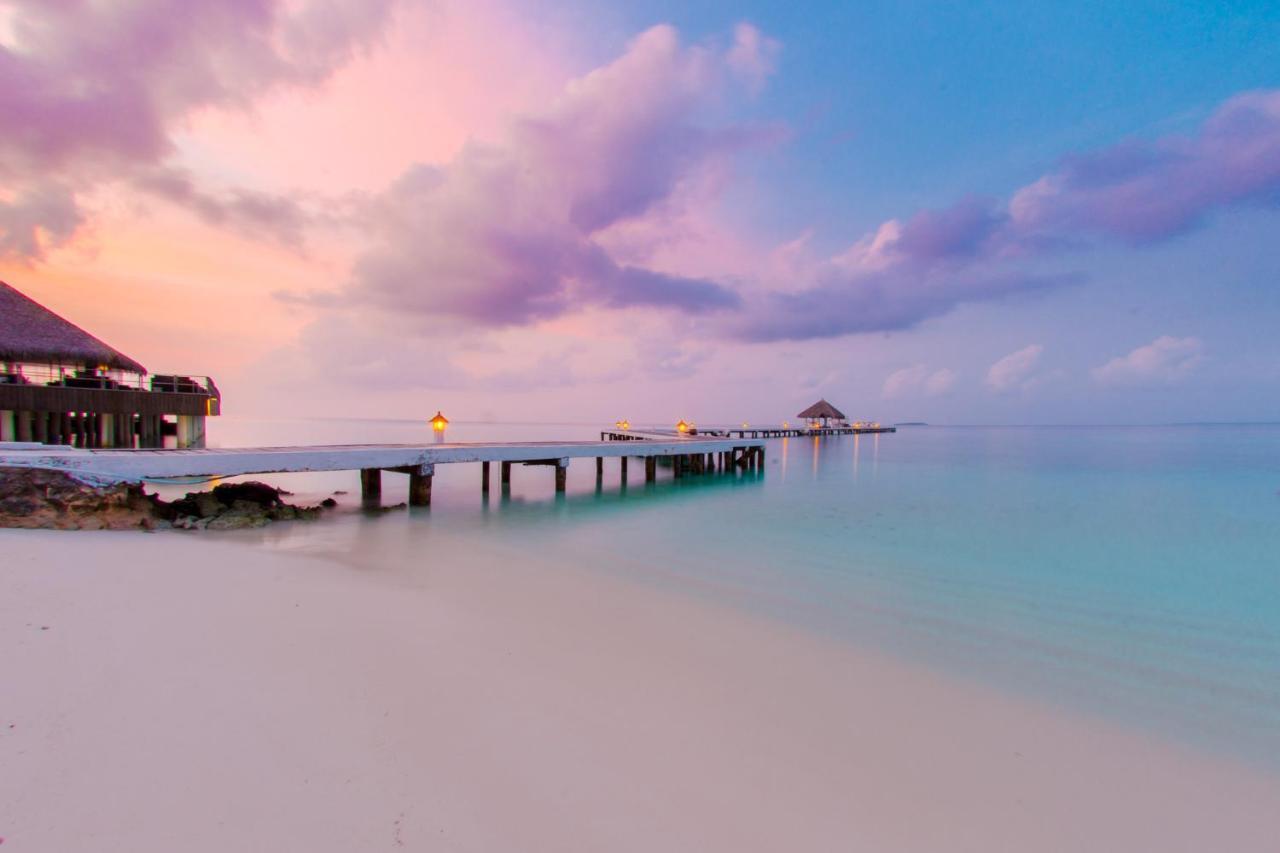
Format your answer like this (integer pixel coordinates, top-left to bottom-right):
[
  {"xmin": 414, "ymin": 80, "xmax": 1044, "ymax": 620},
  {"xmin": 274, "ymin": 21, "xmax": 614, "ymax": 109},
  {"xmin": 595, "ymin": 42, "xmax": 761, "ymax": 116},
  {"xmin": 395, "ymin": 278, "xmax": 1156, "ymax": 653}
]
[
  {"xmin": 1092, "ymin": 336, "xmax": 1203, "ymax": 386},
  {"xmin": 0, "ymin": 0, "xmax": 395, "ymax": 260},
  {"xmin": 985, "ymin": 345, "xmax": 1045, "ymax": 393},
  {"xmin": 882, "ymin": 365, "xmax": 956, "ymax": 399},
  {"xmin": 726, "ymin": 22, "xmax": 781, "ymax": 95}
]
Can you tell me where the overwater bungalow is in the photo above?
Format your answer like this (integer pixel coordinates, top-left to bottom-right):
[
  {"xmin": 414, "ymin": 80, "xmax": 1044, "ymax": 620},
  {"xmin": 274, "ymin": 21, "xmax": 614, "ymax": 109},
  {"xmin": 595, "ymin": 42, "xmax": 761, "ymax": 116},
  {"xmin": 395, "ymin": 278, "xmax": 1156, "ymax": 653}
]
[
  {"xmin": 797, "ymin": 398, "xmax": 847, "ymax": 429},
  {"xmin": 0, "ymin": 281, "xmax": 220, "ymax": 448}
]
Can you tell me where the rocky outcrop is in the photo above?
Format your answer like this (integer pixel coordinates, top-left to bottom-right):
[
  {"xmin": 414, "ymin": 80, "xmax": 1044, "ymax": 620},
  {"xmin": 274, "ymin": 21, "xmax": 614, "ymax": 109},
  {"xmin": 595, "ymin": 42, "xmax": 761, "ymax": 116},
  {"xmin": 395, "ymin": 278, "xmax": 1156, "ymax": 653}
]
[
  {"xmin": 0, "ymin": 467, "xmax": 327, "ymax": 531},
  {"xmin": 0, "ymin": 467, "xmax": 161, "ymax": 530}
]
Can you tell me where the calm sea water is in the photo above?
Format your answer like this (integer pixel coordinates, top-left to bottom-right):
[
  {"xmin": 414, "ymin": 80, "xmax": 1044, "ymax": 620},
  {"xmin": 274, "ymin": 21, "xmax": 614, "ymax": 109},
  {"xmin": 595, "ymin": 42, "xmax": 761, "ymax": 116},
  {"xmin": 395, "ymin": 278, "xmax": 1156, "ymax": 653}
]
[{"xmin": 180, "ymin": 417, "xmax": 1280, "ymax": 770}]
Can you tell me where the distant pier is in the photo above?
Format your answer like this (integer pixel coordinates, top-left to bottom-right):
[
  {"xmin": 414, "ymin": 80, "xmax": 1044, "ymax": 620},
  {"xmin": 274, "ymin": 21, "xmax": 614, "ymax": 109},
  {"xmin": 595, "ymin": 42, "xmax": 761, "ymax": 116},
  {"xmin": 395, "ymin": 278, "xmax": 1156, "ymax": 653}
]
[{"xmin": 602, "ymin": 424, "xmax": 895, "ymax": 441}]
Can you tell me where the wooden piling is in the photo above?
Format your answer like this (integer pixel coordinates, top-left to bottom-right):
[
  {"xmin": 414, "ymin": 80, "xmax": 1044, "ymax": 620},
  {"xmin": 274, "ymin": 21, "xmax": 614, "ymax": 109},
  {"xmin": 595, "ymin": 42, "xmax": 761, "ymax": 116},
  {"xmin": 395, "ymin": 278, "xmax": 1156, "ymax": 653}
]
[
  {"xmin": 645, "ymin": 456, "xmax": 657, "ymax": 482},
  {"xmin": 408, "ymin": 465, "xmax": 434, "ymax": 507},
  {"xmin": 482, "ymin": 461, "xmax": 491, "ymax": 492},
  {"xmin": 596, "ymin": 457, "xmax": 604, "ymax": 478},
  {"xmin": 621, "ymin": 457, "xmax": 628, "ymax": 480},
  {"xmin": 673, "ymin": 455, "xmax": 683, "ymax": 478},
  {"xmin": 360, "ymin": 468, "xmax": 382, "ymax": 504},
  {"xmin": 501, "ymin": 461, "xmax": 512, "ymax": 485},
  {"xmin": 555, "ymin": 459, "xmax": 568, "ymax": 492}
]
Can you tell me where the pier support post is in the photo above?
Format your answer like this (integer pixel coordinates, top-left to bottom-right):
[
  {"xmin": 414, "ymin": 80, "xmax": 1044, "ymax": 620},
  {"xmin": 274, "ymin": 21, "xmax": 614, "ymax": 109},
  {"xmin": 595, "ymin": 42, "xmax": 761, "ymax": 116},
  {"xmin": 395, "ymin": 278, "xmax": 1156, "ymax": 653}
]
[
  {"xmin": 408, "ymin": 464, "xmax": 435, "ymax": 507},
  {"xmin": 360, "ymin": 468, "xmax": 382, "ymax": 504},
  {"xmin": 0, "ymin": 410, "xmax": 13, "ymax": 442},
  {"xmin": 501, "ymin": 461, "xmax": 511, "ymax": 486},
  {"xmin": 176, "ymin": 415, "xmax": 207, "ymax": 449},
  {"xmin": 98, "ymin": 413, "xmax": 115, "ymax": 448},
  {"xmin": 621, "ymin": 457, "xmax": 628, "ymax": 481},
  {"xmin": 692, "ymin": 453, "xmax": 704, "ymax": 474},
  {"xmin": 596, "ymin": 457, "xmax": 603, "ymax": 479},
  {"xmin": 758, "ymin": 446, "xmax": 766, "ymax": 469},
  {"xmin": 673, "ymin": 455, "xmax": 682, "ymax": 479},
  {"xmin": 645, "ymin": 456, "xmax": 656, "ymax": 482},
  {"xmin": 555, "ymin": 458, "xmax": 569, "ymax": 492},
  {"xmin": 482, "ymin": 461, "xmax": 491, "ymax": 493},
  {"xmin": 15, "ymin": 410, "xmax": 32, "ymax": 442}
]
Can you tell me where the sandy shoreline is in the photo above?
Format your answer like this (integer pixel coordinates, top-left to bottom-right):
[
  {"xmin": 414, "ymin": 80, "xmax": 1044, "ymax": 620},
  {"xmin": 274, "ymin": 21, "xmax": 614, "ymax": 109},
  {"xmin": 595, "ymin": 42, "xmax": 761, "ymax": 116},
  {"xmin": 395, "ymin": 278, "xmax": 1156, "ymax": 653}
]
[{"xmin": 2, "ymin": 529, "xmax": 1277, "ymax": 852}]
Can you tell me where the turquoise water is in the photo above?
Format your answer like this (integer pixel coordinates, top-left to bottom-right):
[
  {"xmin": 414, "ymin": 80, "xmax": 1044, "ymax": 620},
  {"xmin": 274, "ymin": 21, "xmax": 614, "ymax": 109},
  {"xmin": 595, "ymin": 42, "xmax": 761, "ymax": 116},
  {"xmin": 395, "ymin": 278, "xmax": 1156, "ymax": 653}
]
[{"xmin": 194, "ymin": 418, "xmax": 1280, "ymax": 770}]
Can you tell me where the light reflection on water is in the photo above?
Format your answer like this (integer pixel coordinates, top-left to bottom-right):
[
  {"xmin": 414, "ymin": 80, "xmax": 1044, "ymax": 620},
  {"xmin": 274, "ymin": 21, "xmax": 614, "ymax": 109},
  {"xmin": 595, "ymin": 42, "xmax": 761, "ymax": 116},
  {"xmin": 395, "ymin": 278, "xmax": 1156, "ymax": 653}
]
[{"xmin": 175, "ymin": 417, "xmax": 1280, "ymax": 771}]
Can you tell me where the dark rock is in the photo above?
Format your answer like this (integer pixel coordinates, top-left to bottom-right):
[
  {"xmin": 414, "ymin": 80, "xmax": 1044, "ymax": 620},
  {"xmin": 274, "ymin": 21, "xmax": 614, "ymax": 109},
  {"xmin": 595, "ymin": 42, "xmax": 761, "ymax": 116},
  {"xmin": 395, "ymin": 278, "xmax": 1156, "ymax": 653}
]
[
  {"xmin": 194, "ymin": 493, "xmax": 226, "ymax": 518},
  {"xmin": 211, "ymin": 481, "xmax": 284, "ymax": 507},
  {"xmin": 0, "ymin": 467, "xmax": 157, "ymax": 530},
  {"xmin": 0, "ymin": 468, "xmax": 329, "ymax": 532},
  {"xmin": 320, "ymin": 497, "xmax": 337, "ymax": 508}
]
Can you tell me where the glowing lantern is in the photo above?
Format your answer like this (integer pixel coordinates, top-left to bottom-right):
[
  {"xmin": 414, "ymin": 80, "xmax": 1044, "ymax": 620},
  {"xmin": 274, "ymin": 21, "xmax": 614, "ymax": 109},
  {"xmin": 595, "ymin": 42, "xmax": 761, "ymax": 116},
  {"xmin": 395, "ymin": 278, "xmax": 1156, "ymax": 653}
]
[
  {"xmin": 430, "ymin": 411, "xmax": 449, "ymax": 432},
  {"xmin": 782, "ymin": 421, "xmax": 789, "ymax": 428},
  {"xmin": 742, "ymin": 422, "xmax": 749, "ymax": 429},
  {"xmin": 676, "ymin": 419, "xmax": 690, "ymax": 434}
]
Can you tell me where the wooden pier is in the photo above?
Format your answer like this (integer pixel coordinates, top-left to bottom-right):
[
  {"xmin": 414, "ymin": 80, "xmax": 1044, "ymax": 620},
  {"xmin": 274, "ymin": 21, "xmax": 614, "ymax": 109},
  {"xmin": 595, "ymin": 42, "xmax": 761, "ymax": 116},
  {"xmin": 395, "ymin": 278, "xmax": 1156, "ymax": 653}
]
[{"xmin": 0, "ymin": 436, "xmax": 767, "ymax": 507}]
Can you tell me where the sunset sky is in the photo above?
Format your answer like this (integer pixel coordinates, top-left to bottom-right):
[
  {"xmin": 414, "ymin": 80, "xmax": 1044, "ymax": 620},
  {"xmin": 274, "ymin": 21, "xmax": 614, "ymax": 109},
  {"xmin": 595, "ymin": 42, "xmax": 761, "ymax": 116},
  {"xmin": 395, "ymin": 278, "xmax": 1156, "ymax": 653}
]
[{"xmin": 2, "ymin": 0, "xmax": 1278, "ymax": 424}]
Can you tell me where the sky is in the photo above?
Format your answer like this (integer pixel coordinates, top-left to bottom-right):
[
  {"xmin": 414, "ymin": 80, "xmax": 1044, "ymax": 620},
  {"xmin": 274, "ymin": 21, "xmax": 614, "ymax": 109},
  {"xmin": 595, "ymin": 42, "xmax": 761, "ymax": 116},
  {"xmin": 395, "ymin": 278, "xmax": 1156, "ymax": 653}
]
[{"xmin": 1, "ymin": 0, "xmax": 1278, "ymax": 425}]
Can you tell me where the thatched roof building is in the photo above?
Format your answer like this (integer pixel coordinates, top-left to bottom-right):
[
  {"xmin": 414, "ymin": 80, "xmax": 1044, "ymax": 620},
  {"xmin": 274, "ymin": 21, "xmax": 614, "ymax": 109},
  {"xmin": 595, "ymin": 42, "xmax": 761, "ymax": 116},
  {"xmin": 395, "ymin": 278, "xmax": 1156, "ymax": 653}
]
[
  {"xmin": 0, "ymin": 280, "xmax": 146, "ymax": 373},
  {"xmin": 797, "ymin": 399, "xmax": 847, "ymax": 423}
]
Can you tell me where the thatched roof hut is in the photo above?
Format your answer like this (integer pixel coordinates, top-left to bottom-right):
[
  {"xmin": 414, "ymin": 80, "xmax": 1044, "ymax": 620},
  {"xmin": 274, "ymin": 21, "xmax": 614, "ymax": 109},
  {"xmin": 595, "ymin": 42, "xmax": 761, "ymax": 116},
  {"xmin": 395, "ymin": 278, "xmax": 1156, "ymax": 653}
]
[
  {"xmin": 797, "ymin": 399, "xmax": 847, "ymax": 423},
  {"xmin": 0, "ymin": 281, "xmax": 146, "ymax": 373}
]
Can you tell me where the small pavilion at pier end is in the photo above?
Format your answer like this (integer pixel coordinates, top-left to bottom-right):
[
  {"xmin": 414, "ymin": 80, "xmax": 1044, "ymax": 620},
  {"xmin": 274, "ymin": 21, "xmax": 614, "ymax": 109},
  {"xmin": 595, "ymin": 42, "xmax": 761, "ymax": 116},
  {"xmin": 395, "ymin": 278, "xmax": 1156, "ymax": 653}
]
[{"xmin": 797, "ymin": 399, "xmax": 848, "ymax": 428}]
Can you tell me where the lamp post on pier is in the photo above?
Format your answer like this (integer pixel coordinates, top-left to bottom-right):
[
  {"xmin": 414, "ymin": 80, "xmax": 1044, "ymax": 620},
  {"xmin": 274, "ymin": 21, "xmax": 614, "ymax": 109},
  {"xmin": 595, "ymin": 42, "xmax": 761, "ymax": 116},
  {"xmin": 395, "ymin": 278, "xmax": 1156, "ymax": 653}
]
[{"xmin": 430, "ymin": 411, "xmax": 449, "ymax": 444}]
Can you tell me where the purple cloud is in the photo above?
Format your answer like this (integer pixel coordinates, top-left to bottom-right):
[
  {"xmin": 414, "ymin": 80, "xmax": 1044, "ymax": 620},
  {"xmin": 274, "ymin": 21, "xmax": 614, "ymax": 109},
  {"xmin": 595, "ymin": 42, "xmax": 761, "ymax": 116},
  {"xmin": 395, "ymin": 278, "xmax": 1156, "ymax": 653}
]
[
  {"xmin": 1010, "ymin": 90, "xmax": 1280, "ymax": 244},
  {"xmin": 0, "ymin": 0, "xmax": 394, "ymax": 259},
  {"xmin": 0, "ymin": 181, "xmax": 82, "ymax": 262},
  {"xmin": 893, "ymin": 198, "xmax": 1007, "ymax": 263},
  {"xmin": 342, "ymin": 25, "xmax": 766, "ymax": 327},
  {"xmin": 730, "ymin": 266, "xmax": 1076, "ymax": 342},
  {"xmin": 730, "ymin": 89, "xmax": 1280, "ymax": 342}
]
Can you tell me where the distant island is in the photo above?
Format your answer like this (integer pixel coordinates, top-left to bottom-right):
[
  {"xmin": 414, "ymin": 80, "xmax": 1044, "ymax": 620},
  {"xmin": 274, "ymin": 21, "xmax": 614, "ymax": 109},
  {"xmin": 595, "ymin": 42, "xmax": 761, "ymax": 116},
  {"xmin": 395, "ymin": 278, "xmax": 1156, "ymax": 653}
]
[{"xmin": 895, "ymin": 422, "xmax": 929, "ymax": 427}]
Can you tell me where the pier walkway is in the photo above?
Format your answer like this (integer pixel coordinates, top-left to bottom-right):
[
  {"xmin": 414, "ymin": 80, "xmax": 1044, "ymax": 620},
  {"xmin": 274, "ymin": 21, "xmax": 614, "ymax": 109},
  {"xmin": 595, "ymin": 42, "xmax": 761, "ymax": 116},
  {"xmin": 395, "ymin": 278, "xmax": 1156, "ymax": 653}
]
[
  {"xmin": 0, "ymin": 436, "xmax": 767, "ymax": 506},
  {"xmin": 602, "ymin": 425, "xmax": 895, "ymax": 441}
]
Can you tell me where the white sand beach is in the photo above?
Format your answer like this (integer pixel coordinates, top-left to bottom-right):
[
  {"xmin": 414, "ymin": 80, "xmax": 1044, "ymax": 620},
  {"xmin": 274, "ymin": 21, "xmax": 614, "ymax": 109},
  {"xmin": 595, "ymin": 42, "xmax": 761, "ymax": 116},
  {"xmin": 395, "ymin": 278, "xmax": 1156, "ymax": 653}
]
[{"xmin": 2, "ymin": 528, "xmax": 1277, "ymax": 852}]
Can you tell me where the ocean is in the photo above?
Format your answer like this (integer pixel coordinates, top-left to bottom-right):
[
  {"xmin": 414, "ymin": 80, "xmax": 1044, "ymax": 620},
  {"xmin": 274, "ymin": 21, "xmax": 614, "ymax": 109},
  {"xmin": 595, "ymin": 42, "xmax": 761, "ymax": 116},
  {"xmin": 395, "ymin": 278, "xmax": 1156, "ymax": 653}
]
[{"xmin": 175, "ymin": 417, "xmax": 1280, "ymax": 771}]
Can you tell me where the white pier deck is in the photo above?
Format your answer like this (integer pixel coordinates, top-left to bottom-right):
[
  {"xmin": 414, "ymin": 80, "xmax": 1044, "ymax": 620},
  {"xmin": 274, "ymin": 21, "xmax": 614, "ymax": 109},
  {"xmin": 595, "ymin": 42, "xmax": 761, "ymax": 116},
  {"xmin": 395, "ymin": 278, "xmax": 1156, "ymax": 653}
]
[{"xmin": 0, "ymin": 437, "xmax": 767, "ymax": 505}]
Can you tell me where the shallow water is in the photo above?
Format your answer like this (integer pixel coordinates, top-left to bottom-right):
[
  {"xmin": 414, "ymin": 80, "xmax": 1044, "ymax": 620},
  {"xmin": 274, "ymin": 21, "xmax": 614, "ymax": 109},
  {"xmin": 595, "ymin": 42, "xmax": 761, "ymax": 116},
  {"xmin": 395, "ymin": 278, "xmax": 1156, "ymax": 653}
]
[{"xmin": 177, "ymin": 417, "xmax": 1280, "ymax": 770}]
